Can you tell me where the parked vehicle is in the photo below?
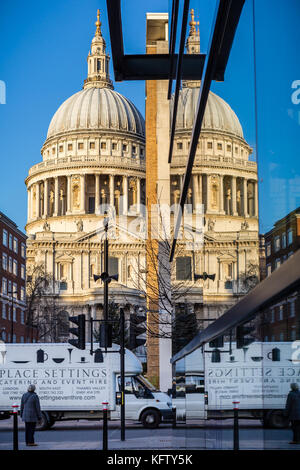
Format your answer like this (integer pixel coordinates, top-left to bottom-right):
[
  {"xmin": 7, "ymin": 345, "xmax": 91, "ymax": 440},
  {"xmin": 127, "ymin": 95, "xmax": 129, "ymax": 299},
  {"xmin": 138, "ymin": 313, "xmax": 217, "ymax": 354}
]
[
  {"xmin": 0, "ymin": 343, "xmax": 172, "ymax": 429},
  {"xmin": 173, "ymin": 342, "xmax": 300, "ymax": 428}
]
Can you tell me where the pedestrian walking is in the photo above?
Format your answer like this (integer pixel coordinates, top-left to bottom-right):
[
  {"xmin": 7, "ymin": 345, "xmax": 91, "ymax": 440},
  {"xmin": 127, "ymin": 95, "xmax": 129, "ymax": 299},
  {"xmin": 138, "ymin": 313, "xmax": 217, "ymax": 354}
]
[
  {"xmin": 20, "ymin": 384, "xmax": 42, "ymax": 447},
  {"xmin": 285, "ymin": 383, "xmax": 300, "ymax": 445}
]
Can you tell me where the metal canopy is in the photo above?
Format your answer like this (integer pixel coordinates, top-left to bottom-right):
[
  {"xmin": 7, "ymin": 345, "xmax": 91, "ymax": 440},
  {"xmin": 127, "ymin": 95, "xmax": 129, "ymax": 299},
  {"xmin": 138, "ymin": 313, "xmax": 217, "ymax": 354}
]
[
  {"xmin": 171, "ymin": 250, "xmax": 300, "ymax": 364},
  {"xmin": 105, "ymin": 0, "xmax": 243, "ymax": 82}
]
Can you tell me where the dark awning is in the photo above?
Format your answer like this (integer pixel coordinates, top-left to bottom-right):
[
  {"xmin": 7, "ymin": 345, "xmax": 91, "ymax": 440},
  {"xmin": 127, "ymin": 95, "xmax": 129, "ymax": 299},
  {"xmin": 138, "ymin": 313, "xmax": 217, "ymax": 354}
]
[{"xmin": 171, "ymin": 250, "xmax": 300, "ymax": 364}]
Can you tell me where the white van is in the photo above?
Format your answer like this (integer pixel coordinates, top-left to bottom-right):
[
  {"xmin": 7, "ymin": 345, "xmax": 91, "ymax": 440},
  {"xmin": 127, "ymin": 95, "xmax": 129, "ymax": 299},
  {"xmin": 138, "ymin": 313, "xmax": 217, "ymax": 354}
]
[{"xmin": 0, "ymin": 343, "xmax": 173, "ymax": 429}]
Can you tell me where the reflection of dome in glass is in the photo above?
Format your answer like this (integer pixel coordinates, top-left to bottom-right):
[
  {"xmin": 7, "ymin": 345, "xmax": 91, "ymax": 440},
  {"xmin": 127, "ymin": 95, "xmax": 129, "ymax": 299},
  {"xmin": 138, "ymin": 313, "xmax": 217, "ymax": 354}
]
[
  {"xmin": 47, "ymin": 87, "xmax": 145, "ymax": 139},
  {"xmin": 172, "ymin": 87, "xmax": 244, "ymax": 139}
]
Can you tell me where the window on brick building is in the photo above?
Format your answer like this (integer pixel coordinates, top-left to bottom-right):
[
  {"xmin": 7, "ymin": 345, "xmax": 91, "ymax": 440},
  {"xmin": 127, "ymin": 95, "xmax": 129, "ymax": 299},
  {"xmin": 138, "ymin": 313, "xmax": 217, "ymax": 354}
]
[
  {"xmin": 9, "ymin": 234, "xmax": 13, "ymax": 250},
  {"xmin": 3, "ymin": 229, "xmax": 8, "ymax": 247},
  {"xmin": 2, "ymin": 253, "xmax": 7, "ymax": 271},
  {"xmin": 288, "ymin": 229, "xmax": 293, "ymax": 245},
  {"xmin": 266, "ymin": 242, "xmax": 271, "ymax": 257},
  {"xmin": 2, "ymin": 303, "xmax": 6, "ymax": 319},
  {"xmin": 13, "ymin": 237, "xmax": 18, "ymax": 254},
  {"xmin": 2, "ymin": 278, "xmax": 7, "ymax": 295},
  {"xmin": 282, "ymin": 232, "xmax": 286, "ymax": 249},
  {"xmin": 290, "ymin": 300, "xmax": 296, "ymax": 318},
  {"xmin": 21, "ymin": 243, "xmax": 26, "ymax": 258},
  {"xmin": 13, "ymin": 259, "xmax": 18, "ymax": 276},
  {"xmin": 274, "ymin": 236, "xmax": 280, "ymax": 252}
]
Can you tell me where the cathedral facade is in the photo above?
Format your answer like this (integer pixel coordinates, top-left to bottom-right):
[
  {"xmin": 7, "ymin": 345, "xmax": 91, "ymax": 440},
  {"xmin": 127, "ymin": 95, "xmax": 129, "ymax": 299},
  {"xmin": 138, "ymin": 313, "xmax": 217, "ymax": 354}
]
[{"xmin": 25, "ymin": 11, "xmax": 259, "ymax": 388}]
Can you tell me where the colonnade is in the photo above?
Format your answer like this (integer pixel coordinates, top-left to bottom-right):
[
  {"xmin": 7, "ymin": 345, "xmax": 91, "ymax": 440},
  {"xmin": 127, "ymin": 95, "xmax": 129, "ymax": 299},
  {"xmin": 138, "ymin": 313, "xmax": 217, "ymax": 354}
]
[
  {"xmin": 27, "ymin": 174, "xmax": 145, "ymax": 221},
  {"xmin": 171, "ymin": 173, "xmax": 258, "ymax": 217}
]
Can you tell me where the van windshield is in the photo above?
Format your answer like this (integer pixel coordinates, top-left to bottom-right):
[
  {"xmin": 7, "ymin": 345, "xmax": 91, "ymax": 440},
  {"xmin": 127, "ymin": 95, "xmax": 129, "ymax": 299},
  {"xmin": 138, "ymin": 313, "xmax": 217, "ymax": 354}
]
[{"xmin": 136, "ymin": 375, "xmax": 157, "ymax": 391}]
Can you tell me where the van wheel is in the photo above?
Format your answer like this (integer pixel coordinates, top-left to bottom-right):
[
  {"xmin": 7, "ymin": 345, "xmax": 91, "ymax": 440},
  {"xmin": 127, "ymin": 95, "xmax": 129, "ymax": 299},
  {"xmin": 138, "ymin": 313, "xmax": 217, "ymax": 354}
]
[
  {"xmin": 36, "ymin": 412, "xmax": 50, "ymax": 431},
  {"xmin": 267, "ymin": 411, "xmax": 289, "ymax": 429},
  {"xmin": 141, "ymin": 409, "xmax": 160, "ymax": 429}
]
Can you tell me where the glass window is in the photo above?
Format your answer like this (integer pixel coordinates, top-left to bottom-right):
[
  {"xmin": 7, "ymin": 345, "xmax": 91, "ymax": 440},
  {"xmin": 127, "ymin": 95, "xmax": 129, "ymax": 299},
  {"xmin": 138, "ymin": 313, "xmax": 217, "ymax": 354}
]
[
  {"xmin": 9, "ymin": 234, "xmax": 13, "ymax": 250},
  {"xmin": 8, "ymin": 257, "xmax": 12, "ymax": 273},
  {"xmin": 2, "ymin": 331, "xmax": 6, "ymax": 341},
  {"xmin": 67, "ymin": 143, "xmax": 73, "ymax": 151},
  {"xmin": 267, "ymin": 264, "xmax": 272, "ymax": 276},
  {"xmin": 122, "ymin": 144, "xmax": 127, "ymax": 152},
  {"xmin": 78, "ymin": 142, "xmax": 84, "ymax": 150},
  {"xmin": 21, "ymin": 243, "xmax": 26, "ymax": 258},
  {"xmin": 279, "ymin": 305, "xmax": 283, "ymax": 321},
  {"xmin": 217, "ymin": 143, "xmax": 222, "ymax": 150},
  {"xmin": 288, "ymin": 229, "xmax": 293, "ymax": 245},
  {"xmin": 59, "ymin": 145, "xmax": 63, "ymax": 152},
  {"xmin": 89, "ymin": 141, "xmax": 95, "ymax": 149},
  {"xmin": 274, "ymin": 236, "xmax": 280, "ymax": 252},
  {"xmin": 13, "ymin": 259, "xmax": 18, "ymax": 276},
  {"xmin": 21, "ymin": 310, "xmax": 25, "ymax": 324},
  {"xmin": 176, "ymin": 257, "xmax": 192, "ymax": 281},
  {"xmin": 112, "ymin": 142, "xmax": 117, "ymax": 150},
  {"xmin": 132, "ymin": 145, "xmax": 136, "ymax": 154},
  {"xmin": 2, "ymin": 278, "xmax": 7, "ymax": 295},
  {"xmin": 282, "ymin": 232, "xmax": 286, "ymax": 249},
  {"xmin": 21, "ymin": 264, "xmax": 26, "ymax": 280},
  {"xmin": 226, "ymin": 144, "xmax": 231, "ymax": 152},
  {"xmin": 21, "ymin": 287, "xmax": 25, "ymax": 302},
  {"xmin": 177, "ymin": 142, "xmax": 183, "ymax": 150},
  {"xmin": 101, "ymin": 141, "xmax": 106, "ymax": 149},
  {"xmin": 13, "ymin": 237, "xmax": 18, "ymax": 254},
  {"xmin": 13, "ymin": 307, "xmax": 16, "ymax": 322},
  {"xmin": 2, "ymin": 303, "xmax": 6, "ymax": 319},
  {"xmin": 266, "ymin": 242, "xmax": 271, "ymax": 257},
  {"xmin": 290, "ymin": 301, "xmax": 295, "ymax": 318},
  {"xmin": 20, "ymin": 336, "xmax": 24, "ymax": 343},
  {"xmin": 2, "ymin": 253, "xmax": 7, "ymax": 271},
  {"xmin": 13, "ymin": 283, "xmax": 17, "ymax": 299},
  {"xmin": 270, "ymin": 308, "xmax": 275, "ymax": 323},
  {"xmin": 275, "ymin": 258, "xmax": 281, "ymax": 269},
  {"xmin": 207, "ymin": 142, "xmax": 213, "ymax": 149},
  {"xmin": 12, "ymin": 334, "xmax": 16, "ymax": 343},
  {"xmin": 2, "ymin": 229, "xmax": 8, "ymax": 247}
]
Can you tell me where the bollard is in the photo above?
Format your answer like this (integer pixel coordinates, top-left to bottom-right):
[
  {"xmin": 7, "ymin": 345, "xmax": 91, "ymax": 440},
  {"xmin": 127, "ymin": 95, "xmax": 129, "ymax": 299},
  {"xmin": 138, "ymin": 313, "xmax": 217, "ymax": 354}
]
[
  {"xmin": 172, "ymin": 407, "xmax": 176, "ymax": 429},
  {"xmin": 102, "ymin": 401, "xmax": 108, "ymax": 450},
  {"xmin": 232, "ymin": 401, "xmax": 240, "ymax": 451},
  {"xmin": 12, "ymin": 404, "xmax": 19, "ymax": 451}
]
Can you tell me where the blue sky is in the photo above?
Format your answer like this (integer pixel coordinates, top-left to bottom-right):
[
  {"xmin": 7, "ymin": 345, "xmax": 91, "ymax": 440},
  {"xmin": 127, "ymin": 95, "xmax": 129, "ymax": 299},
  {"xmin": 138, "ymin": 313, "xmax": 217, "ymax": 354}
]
[{"xmin": 0, "ymin": 0, "xmax": 299, "ymax": 234}]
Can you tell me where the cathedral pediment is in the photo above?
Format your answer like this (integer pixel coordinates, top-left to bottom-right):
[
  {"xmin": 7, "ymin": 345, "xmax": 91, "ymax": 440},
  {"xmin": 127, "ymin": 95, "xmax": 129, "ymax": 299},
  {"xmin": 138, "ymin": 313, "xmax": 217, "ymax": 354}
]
[
  {"xmin": 55, "ymin": 252, "xmax": 75, "ymax": 262},
  {"xmin": 217, "ymin": 252, "xmax": 236, "ymax": 262},
  {"xmin": 75, "ymin": 221, "xmax": 146, "ymax": 244}
]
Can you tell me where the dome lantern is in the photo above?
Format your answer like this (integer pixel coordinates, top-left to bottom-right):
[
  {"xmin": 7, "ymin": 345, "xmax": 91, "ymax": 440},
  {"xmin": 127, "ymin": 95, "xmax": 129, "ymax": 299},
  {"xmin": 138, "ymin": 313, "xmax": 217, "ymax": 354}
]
[{"xmin": 83, "ymin": 9, "xmax": 113, "ymax": 90}]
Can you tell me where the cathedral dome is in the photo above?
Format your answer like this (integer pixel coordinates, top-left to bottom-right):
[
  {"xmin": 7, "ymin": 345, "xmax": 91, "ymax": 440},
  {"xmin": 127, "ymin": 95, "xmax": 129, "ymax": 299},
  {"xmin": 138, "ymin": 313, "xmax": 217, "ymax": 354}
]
[
  {"xmin": 173, "ymin": 86, "xmax": 244, "ymax": 139},
  {"xmin": 46, "ymin": 87, "xmax": 145, "ymax": 139}
]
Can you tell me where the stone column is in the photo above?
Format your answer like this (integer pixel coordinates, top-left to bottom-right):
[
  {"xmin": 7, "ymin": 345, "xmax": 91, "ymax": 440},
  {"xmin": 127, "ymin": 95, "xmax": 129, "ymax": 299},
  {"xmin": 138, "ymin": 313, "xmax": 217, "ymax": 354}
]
[
  {"xmin": 43, "ymin": 179, "xmax": 48, "ymax": 217},
  {"xmin": 30, "ymin": 186, "xmax": 34, "ymax": 220},
  {"xmin": 95, "ymin": 174, "xmax": 100, "ymax": 213},
  {"xmin": 80, "ymin": 174, "xmax": 85, "ymax": 213},
  {"xmin": 198, "ymin": 174, "xmax": 202, "ymax": 207},
  {"xmin": 254, "ymin": 181, "xmax": 259, "ymax": 217},
  {"xmin": 36, "ymin": 182, "xmax": 40, "ymax": 219},
  {"xmin": 27, "ymin": 188, "xmax": 30, "ymax": 221},
  {"xmin": 67, "ymin": 175, "xmax": 72, "ymax": 214},
  {"xmin": 243, "ymin": 178, "xmax": 248, "ymax": 217},
  {"xmin": 109, "ymin": 175, "xmax": 114, "ymax": 208},
  {"xmin": 192, "ymin": 174, "xmax": 199, "ymax": 213},
  {"xmin": 136, "ymin": 177, "xmax": 141, "ymax": 214},
  {"xmin": 122, "ymin": 175, "xmax": 128, "ymax": 215},
  {"xmin": 53, "ymin": 177, "xmax": 59, "ymax": 216},
  {"xmin": 231, "ymin": 176, "xmax": 238, "ymax": 216},
  {"xmin": 219, "ymin": 175, "xmax": 225, "ymax": 214}
]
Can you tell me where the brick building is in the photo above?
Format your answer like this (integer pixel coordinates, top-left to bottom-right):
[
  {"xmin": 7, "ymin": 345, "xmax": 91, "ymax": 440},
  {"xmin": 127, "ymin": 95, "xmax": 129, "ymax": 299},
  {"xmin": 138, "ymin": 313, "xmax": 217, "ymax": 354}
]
[
  {"xmin": 0, "ymin": 211, "xmax": 35, "ymax": 342},
  {"xmin": 260, "ymin": 207, "xmax": 300, "ymax": 342}
]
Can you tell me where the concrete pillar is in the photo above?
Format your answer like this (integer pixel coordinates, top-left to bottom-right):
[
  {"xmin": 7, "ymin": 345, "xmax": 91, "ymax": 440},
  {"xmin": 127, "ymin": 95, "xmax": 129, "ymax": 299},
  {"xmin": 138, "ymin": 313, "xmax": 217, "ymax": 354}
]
[
  {"xmin": 80, "ymin": 174, "xmax": 85, "ymax": 213},
  {"xmin": 243, "ymin": 178, "xmax": 248, "ymax": 217},
  {"xmin": 231, "ymin": 176, "xmax": 238, "ymax": 216},
  {"xmin": 67, "ymin": 175, "xmax": 72, "ymax": 214},
  {"xmin": 95, "ymin": 174, "xmax": 100, "ymax": 213},
  {"xmin": 43, "ymin": 179, "xmax": 48, "ymax": 217},
  {"xmin": 122, "ymin": 175, "xmax": 128, "ymax": 214},
  {"xmin": 53, "ymin": 177, "xmax": 59, "ymax": 216}
]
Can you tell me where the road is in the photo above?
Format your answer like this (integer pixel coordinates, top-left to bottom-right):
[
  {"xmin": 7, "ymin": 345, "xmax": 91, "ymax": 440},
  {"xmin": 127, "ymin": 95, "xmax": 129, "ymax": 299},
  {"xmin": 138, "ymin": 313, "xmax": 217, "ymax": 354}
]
[{"xmin": 0, "ymin": 417, "xmax": 298, "ymax": 450}]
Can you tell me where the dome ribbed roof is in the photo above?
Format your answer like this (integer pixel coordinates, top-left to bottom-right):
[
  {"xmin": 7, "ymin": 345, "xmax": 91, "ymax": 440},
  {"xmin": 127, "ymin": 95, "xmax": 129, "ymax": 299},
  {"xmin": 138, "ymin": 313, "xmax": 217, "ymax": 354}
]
[
  {"xmin": 173, "ymin": 87, "xmax": 244, "ymax": 139},
  {"xmin": 47, "ymin": 87, "xmax": 145, "ymax": 139}
]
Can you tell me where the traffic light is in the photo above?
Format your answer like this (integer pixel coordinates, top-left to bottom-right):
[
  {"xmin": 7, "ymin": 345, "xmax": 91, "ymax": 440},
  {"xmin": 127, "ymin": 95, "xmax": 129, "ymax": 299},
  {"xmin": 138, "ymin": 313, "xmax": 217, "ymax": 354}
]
[
  {"xmin": 99, "ymin": 323, "xmax": 113, "ymax": 348},
  {"xmin": 209, "ymin": 335, "xmax": 224, "ymax": 348},
  {"xmin": 236, "ymin": 324, "xmax": 255, "ymax": 349},
  {"xmin": 69, "ymin": 314, "xmax": 86, "ymax": 350},
  {"xmin": 129, "ymin": 312, "xmax": 147, "ymax": 350}
]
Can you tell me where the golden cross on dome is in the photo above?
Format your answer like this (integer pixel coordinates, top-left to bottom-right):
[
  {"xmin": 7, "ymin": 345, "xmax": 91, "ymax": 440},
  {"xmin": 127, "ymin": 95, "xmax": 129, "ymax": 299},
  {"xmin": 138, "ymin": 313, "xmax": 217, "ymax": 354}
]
[
  {"xmin": 189, "ymin": 9, "xmax": 199, "ymax": 36},
  {"xmin": 95, "ymin": 9, "xmax": 102, "ymax": 36}
]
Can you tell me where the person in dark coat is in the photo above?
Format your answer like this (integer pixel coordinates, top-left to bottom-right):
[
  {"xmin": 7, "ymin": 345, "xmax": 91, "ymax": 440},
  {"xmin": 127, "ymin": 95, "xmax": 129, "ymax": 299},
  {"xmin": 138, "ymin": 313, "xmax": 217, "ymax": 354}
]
[
  {"xmin": 285, "ymin": 383, "xmax": 300, "ymax": 444},
  {"xmin": 20, "ymin": 384, "xmax": 42, "ymax": 447}
]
